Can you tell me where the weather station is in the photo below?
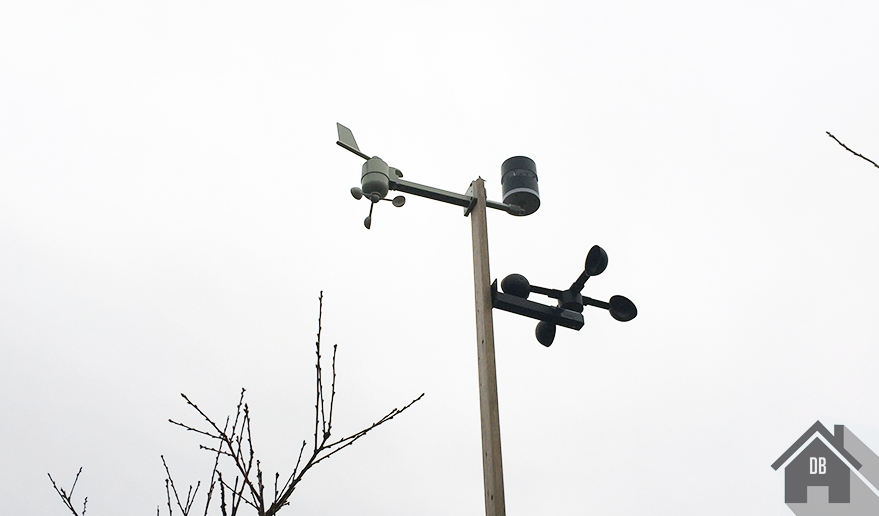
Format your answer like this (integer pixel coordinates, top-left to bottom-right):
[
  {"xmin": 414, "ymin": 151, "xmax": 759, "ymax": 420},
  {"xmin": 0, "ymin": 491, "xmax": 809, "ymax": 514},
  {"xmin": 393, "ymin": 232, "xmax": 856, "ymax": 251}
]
[{"xmin": 335, "ymin": 123, "xmax": 637, "ymax": 516}]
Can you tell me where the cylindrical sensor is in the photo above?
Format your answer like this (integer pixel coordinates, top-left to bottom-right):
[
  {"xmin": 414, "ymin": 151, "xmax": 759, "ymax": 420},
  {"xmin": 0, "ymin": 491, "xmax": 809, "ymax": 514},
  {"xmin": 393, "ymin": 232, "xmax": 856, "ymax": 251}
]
[
  {"xmin": 361, "ymin": 157, "xmax": 390, "ymax": 201},
  {"xmin": 501, "ymin": 156, "xmax": 539, "ymax": 216}
]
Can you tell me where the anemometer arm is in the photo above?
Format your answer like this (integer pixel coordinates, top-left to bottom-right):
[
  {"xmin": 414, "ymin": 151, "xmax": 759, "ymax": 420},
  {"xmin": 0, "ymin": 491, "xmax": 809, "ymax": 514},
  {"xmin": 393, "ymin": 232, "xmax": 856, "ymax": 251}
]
[{"xmin": 390, "ymin": 177, "xmax": 525, "ymax": 216}]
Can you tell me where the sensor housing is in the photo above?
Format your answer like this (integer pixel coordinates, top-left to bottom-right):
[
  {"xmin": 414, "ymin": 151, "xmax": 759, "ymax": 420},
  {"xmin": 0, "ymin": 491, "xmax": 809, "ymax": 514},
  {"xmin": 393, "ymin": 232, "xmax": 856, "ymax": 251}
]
[{"xmin": 501, "ymin": 156, "xmax": 540, "ymax": 216}]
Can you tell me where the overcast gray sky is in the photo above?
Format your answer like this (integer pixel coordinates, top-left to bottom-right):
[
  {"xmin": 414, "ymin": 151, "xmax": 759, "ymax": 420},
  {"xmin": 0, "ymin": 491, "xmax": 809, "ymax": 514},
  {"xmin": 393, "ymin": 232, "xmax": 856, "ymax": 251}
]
[{"xmin": 2, "ymin": 1, "xmax": 879, "ymax": 515}]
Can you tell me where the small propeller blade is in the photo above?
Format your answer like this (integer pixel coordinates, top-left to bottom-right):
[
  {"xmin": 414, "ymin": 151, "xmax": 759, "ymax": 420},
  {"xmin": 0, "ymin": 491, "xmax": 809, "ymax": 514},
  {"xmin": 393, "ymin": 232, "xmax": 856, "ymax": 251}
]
[
  {"xmin": 351, "ymin": 187, "xmax": 363, "ymax": 200},
  {"xmin": 392, "ymin": 195, "xmax": 406, "ymax": 207},
  {"xmin": 363, "ymin": 201, "xmax": 375, "ymax": 230}
]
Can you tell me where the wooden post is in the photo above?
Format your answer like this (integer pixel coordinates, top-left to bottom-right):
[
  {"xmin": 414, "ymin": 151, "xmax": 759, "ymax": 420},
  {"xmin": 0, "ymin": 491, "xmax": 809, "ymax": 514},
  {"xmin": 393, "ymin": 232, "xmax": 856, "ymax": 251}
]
[{"xmin": 469, "ymin": 178, "xmax": 506, "ymax": 516}]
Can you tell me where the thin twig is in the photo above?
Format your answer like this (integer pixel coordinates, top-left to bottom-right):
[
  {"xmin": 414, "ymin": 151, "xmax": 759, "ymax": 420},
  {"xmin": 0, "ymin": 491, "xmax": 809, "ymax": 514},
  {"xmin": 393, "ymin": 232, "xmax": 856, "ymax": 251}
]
[
  {"xmin": 213, "ymin": 475, "xmax": 257, "ymax": 511},
  {"xmin": 314, "ymin": 292, "xmax": 324, "ymax": 451},
  {"xmin": 48, "ymin": 468, "xmax": 87, "ymax": 516},
  {"xmin": 312, "ymin": 393, "xmax": 425, "ymax": 467},
  {"xmin": 827, "ymin": 131, "xmax": 879, "ymax": 169},
  {"xmin": 327, "ymin": 344, "xmax": 337, "ymax": 436},
  {"xmin": 200, "ymin": 424, "xmax": 226, "ymax": 516},
  {"xmin": 165, "ymin": 478, "xmax": 174, "ymax": 516},
  {"xmin": 279, "ymin": 441, "xmax": 307, "ymax": 499},
  {"xmin": 218, "ymin": 473, "xmax": 228, "ymax": 516},
  {"xmin": 162, "ymin": 456, "xmax": 202, "ymax": 516}
]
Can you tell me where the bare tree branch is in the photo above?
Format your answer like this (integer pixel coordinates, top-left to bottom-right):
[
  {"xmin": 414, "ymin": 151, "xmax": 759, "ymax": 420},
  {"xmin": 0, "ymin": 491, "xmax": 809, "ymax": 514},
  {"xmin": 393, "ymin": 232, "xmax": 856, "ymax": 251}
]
[
  {"xmin": 167, "ymin": 292, "xmax": 423, "ymax": 516},
  {"xmin": 52, "ymin": 292, "xmax": 422, "ymax": 515},
  {"xmin": 48, "ymin": 468, "xmax": 87, "ymax": 516},
  {"xmin": 827, "ymin": 131, "xmax": 879, "ymax": 169},
  {"xmin": 162, "ymin": 456, "xmax": 202, "ymax": 516}
]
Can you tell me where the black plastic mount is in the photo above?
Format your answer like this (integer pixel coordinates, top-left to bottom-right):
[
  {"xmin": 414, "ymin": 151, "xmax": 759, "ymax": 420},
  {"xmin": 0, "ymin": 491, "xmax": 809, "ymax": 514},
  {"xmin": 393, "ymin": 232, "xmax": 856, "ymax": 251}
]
[{"xmin": 491, "ymin": 280, "xmax": 584, "ymax": 330}]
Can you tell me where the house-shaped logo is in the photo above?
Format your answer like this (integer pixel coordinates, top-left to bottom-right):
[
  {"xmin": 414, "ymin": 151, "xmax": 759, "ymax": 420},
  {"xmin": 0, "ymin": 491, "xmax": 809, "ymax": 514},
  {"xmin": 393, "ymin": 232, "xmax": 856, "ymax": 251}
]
[{"xmin": 772, "ymin": 421, "xmax": 879, "ymax": 515}]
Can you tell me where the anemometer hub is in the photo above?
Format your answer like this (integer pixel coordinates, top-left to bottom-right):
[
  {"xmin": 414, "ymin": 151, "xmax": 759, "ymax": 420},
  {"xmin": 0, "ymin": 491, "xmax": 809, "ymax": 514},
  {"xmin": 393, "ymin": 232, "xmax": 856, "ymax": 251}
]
[
  {"xmin": 501, "ymin": 156, "xmax": 540, "ymax": 216},
  {"xmin": 559, "ymin": 290, "xmax": 584, "ymax": 312}
]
